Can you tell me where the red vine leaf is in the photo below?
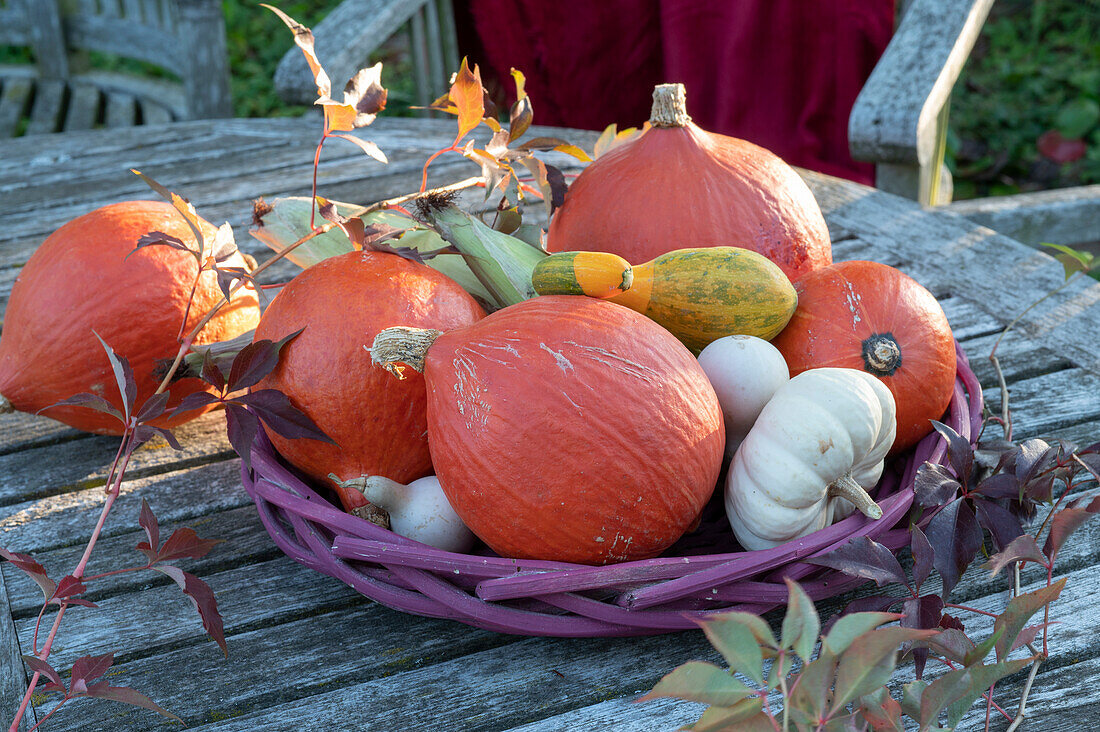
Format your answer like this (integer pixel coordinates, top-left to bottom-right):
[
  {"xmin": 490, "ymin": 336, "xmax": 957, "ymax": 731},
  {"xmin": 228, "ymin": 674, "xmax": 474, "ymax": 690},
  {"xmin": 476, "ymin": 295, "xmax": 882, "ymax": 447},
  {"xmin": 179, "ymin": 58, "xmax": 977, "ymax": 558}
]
[
  {"xmin": 226, "ymin": 329, "xmax": 304, "ymax": 392},
  {"xmin": 133, "ymin": 392, "xmax": 171, "ymax": 426},
  {"xmin": 807, "ymin": 536, "xmax": 909, "ymax": 590},
  {"xmin": 230, "ymin": 390, "xmax": 334, "ymax": 444},
  {"xmin": 136, "ymin": 498, "xmax": 160, "ymax": 563},
  {"xmin": 993, "ymin": 577, "xmax": 1066, "ymax": 662},
  {"xmin": 131, "ymin": 425, "xmax": 182, "ymax": 452},
  {"xmin": 155, "ymin": 528, "xmax": 223, "ymax": 564},
  {"xmin": 982, "ymin": 533, "xmax": 1049, "ymax": 577},
  {"xmin": 84, "ymin": 681, "xmax": 182, "ymax": 721},
  {"xmin": 170, "ymin": 391, "xmax": 223, "ymax": 419},
  {"xmin": 153, "ymin": 565, "xmax": 227, "ymax": 657},
  {"xmin": 130, "ymin": 169, "xmax": 207, "ymax": 260},
  {"xmin": 92, "ymin": 331, "xmax": 136, "ymax": 422},
  {"xmin": 41, "ymin": 393, "xmax": 124, "ymax": 423},
  {"xmin": 51, "ymin": 575, "xmax": 97, "ymax": 608},
  {"xmin": 200, "ymin": 349, "xmax": 227, "ymax": 392},
  {"xmin": 1044, "ymin": 495, "xmax": 1100, "ymax": 563},
  {"xmin": 225, "ymin": 404, "xmax": 260, "ymax": 473},
  {"xmin": 924, "ymin": 497, "xmax": 984, "ymax": 598},
  {"xmin": 0, "ymin": 547, "xmax": 56, "ymax": 600},
  {"xmin": 450, "ymin": 58, "xmax": 485, "ymax": 141},
  {"xmin": 21, "ymin": 655, "xmax": 66, "ymax": 692},
  {"xmin": 129, "ymin": 232, "xmax": 193, "ymax": 260},
  {"xmin": 70, "ymin": 653, "xmax": 115, "ymax": 688}
]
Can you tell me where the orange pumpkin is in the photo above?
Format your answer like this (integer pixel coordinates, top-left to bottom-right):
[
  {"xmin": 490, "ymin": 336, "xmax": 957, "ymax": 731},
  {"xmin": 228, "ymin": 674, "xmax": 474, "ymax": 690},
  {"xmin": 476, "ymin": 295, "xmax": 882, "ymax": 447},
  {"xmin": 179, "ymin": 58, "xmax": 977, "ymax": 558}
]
[
  {"xmin": 546, "ymin": 83, "xmax": 832, "ymax": 282},
  {"xmin": 770, "ymin": 260, "xmax": 956, "ymax": 453},
  {"xmin": 253, "ymin": 250, "xmax": 486, "ymax": 512},
  {"xmin": 375, "ymin": 296, "xmax": 725, "ymax": 565},
  {"xmin": 0, "ymin": 201, "xmax": 261, "ymax": 434}
]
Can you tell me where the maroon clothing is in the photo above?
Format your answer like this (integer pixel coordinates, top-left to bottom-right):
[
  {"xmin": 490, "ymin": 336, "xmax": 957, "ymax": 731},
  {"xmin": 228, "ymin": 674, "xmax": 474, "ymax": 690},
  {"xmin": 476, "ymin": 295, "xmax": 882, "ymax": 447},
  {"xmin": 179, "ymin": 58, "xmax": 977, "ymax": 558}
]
[{"xmin": 454, "ymin": 0, "xmax": 894, "ymax": 184}]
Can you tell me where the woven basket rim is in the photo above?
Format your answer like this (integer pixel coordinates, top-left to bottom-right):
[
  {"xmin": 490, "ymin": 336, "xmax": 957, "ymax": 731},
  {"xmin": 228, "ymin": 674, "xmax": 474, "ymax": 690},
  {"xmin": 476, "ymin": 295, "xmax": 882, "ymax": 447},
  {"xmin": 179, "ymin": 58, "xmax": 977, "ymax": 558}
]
[{"xmin": 239, "ymin": 341, "xmax": 983, "ymax": 637}]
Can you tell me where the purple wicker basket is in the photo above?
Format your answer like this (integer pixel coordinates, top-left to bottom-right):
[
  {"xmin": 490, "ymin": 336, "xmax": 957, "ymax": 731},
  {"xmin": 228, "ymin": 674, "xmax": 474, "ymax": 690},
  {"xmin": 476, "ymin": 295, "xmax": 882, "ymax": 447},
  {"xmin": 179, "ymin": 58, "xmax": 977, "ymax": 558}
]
[{"xmin": 239, "ymin": 341, "xmax": 983, "ymax": 637}]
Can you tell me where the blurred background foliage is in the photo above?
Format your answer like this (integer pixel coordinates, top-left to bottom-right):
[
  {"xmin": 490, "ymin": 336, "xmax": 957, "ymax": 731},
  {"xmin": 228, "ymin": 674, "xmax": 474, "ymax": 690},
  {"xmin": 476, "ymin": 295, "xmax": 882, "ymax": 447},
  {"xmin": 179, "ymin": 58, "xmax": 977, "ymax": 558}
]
[
  {"xmin": 946, "ymin": 0, "xmax": 1100, "ymax": 199},
  {"xmin": 226, "ymin": 0, "xmax": 1097, "ymax": 202}
]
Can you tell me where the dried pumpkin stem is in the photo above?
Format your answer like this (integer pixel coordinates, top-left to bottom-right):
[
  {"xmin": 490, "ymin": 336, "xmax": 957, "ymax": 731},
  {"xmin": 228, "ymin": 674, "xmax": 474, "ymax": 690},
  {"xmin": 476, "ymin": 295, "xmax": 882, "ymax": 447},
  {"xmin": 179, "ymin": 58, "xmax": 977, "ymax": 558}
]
[
  {"xmin": 828, "ymin": 473, "xmax": 883, "ymax": 520},
  {"xmin": 650, "ymin": 83, "xmax": 691, "ymax": 127},
  {"xmin": 370, "ymin": 326, "xmax": 442, "ymax": 377},
  {"xmin": 0, "ymin": 393, "xmax": 11, "ymax": 415}
]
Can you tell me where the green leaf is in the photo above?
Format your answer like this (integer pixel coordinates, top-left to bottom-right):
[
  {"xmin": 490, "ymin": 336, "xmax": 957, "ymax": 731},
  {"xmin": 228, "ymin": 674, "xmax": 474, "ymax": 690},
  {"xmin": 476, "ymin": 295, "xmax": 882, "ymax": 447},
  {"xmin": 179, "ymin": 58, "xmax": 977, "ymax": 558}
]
[
  {"xmin": 900, "ymin": 679, "xmax": 929, "ymax": 720},
  {"xmin": 823, "ymin": 612, "xmax": 903, "ymax": 655},
  {"xmin": 419, "ymin": 201, "xmax": 546, "ymax": 307},
  {"xmin": 993, "ymin": 577, "xmax": 1066, "ymax": 661},
  {"xmin": 831, "ymin": 628, "xmax": 938, "ymax": 713},
  {"xmin": 919, "ymin": 658, "xmax": 1034, "ymax": 728},
  {"xmin": 1040, "ymin": 243, "xmax": 1095, "ymax": 279},
  {"xmin": 699, "ymin": 614, "xmax": 766, "ymax": 685},
  {"xmin": 1055, "ymin": 98, "xmax": 1100, "ymax": 139},
  {"xmin": 249, "ymin": 197, "xmax": 493, "ymax": 304},
  {"xmin": 790, "ymin": 648, "xmax": 837, "ymax": 721},
  {"xmin": 859, "ymin": 690, "xmax": 904, "ymax": 732},
  {"xmin": 686, "ymin": 698, "xmax": 764, "ymax": 731},
  {"xmin": 638, "ymin": 661, "xmax": 756, "ymax": 707},
  {"xmin": 780, "ymin": 579, "xmax": 820, "ymax": 664}
]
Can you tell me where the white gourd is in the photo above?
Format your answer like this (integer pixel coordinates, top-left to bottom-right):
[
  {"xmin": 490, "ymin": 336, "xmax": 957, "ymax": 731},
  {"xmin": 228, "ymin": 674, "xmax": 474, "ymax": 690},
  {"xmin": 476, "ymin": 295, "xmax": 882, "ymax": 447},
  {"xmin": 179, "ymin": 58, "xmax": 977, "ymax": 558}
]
[
  {"xmin": 330, "ymin": 473, "xmax": 476, "ymax": 552},
  {"xmin": 724, "ymin": 367, "xmax": 896, "ymax": 551},
  {"xmin": 697, "ymin": 335, "xmax": 790, "ymax": 462}
]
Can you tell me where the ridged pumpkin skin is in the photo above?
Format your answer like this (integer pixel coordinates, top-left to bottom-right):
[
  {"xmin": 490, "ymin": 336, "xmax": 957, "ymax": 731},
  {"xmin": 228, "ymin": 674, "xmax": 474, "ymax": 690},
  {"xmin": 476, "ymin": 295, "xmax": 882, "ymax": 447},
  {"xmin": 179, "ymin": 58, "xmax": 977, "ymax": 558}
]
[
  {"xmin": 532, "ymin": 247, "xmax": 798, "ymax": 353},
  {"xmin": 770, "ymin": 260, "xmax": 956, "ymax": 453},
  {"xmin": 0, "ymin": 201, "xmax": 261, "ymax": 434},
  {"xmin": 254, "ymin": 251, "xmax": 486, "ymax": 512},
  {"xmin": 423, "ymin": 296, "xmax": 725, "ymax": 565},
  {"xmin": 546, "ymin": 117, "xmax": 832, "ymax": 282}
]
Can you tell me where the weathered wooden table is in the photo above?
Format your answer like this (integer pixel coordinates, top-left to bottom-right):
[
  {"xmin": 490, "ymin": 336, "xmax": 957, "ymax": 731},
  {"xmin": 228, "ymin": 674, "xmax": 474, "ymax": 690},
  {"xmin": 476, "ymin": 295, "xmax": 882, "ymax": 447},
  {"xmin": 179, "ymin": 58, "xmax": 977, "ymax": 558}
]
[{"xmin": 2, "ymin": 117, "xmax": 1100, "ymax": 730}]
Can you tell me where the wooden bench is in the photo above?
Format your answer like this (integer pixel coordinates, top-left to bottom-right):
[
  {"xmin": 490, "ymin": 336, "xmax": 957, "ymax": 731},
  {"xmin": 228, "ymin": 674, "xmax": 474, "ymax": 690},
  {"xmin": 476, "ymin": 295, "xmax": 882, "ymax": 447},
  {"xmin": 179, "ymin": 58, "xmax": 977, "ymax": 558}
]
[{"xmin": 0, "ymin": 0, "xmax": 231, "ymax": 137}]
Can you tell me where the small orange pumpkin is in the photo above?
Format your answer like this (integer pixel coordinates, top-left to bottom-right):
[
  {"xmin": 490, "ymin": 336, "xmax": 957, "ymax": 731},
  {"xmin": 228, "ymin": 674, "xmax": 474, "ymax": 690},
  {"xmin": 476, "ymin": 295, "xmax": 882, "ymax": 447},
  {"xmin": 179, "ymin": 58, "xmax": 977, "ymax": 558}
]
[
  {"xmin": 770, "ymin": 260, "xmax": 956, "ymax": 453},
  {"xmin": 253, "ymin": 250, "xmax": 486, "ymax": 513}
]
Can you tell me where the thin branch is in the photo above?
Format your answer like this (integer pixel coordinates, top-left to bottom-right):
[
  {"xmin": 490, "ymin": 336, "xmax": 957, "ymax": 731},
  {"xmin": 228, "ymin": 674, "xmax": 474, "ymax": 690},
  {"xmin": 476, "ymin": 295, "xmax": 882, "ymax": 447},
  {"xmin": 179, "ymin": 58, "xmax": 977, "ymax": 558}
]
[{"xmin": 1005, "ymin": 657, "xmax": 1043, "ymax": 732}]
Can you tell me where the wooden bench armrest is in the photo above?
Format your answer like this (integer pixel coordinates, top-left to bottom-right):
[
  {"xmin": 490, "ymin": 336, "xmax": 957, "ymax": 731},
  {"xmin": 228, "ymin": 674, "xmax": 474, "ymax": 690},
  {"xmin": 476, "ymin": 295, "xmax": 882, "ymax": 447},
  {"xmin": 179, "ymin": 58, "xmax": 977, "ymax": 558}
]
[
  {"xmin": 849, "ymin": 0, "xmax": 994, "ymax": 168},
  {"xmin": 274, "ymin": 0, "xmax": 428, "ymax": 105}
]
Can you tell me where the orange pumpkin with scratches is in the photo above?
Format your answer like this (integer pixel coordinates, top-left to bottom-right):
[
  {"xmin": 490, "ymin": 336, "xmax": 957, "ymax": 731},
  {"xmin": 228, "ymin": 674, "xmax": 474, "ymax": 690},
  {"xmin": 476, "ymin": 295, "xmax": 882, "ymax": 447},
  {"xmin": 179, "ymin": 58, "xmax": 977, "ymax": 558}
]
[{"xmin": 0, "ymin": 201, "xmax": 261, "ymax": 434}]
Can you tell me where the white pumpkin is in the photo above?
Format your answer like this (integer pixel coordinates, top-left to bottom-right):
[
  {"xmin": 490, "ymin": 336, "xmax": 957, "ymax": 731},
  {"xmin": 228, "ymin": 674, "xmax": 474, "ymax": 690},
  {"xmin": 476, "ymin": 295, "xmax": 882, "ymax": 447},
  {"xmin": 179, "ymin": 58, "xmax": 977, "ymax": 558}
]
[
  {"xmin": 697, "ymin": 335, "xmax": 790, "ymax": 462},
  {"xmin": 724, "ymin": 367, "xmax": 896, "ymax": 551}
]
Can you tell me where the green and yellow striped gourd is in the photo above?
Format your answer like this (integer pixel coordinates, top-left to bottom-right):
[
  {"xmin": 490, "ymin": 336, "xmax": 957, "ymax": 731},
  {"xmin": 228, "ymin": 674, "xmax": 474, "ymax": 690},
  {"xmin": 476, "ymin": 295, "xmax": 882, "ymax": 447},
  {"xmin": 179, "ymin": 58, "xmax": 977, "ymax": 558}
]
[{"xmin": 531, "ymin": 247, "xmax": 797, "ymax": 353}]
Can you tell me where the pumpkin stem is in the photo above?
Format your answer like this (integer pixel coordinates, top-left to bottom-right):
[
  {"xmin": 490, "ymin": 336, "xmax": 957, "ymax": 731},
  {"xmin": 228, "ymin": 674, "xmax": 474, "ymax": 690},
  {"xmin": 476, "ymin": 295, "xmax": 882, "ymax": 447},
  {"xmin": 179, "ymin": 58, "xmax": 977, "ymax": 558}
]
[
  {"xmin": 827, "ymin": 473, "xmax": 882, "ymax": 520},
  {"xmin": 861, "ymin": 333, "xmax": 902, "ymax": 376},
  {"xmin": 0, "ymin": 393, "xmax": 11, "ymax": 415},
  {"xmin": 650, "ymin": 84, "xmax": 691, "ymax": 128},
  {"xmin": 370, "ymin": 326, "xmax": 442, "ymax": 377}
]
